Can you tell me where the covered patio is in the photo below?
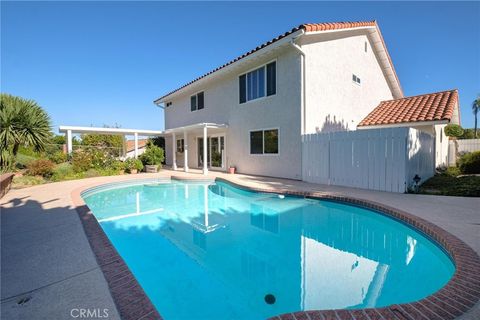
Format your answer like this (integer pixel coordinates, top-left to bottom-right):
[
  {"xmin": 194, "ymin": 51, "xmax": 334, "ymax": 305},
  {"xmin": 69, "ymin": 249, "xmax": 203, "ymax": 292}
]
[
  {"xmin": 163, "ymin": 123, "xmax": 228, "ymax": 175},
  {"xmin": 58, "ymin": 125, "xmax": 164, "ymax": 159}
]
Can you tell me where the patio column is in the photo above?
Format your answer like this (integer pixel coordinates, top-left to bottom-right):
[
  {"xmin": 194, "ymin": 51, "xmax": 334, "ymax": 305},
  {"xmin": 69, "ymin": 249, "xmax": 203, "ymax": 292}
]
[
  {"xmin": 183, "ymin": 131, "xmax": 189, "ymax": 172},
  {"xmin": 203, "ymin": 125, "xmax": 208, "ymax": 175},
  {"xmin": 66, "ymin": 129, "xmax": 73, "ymax": 154},
  {"xmin": 134, "ymin": 132, "xmax": 139, "ymax": 159},
  {"xmin": 204, "ymin": 184, "xmax": 209, "ymax": 226},
  {"xmin": 172, "ymin": 132, "xmax": 177, "ymax": 170}
]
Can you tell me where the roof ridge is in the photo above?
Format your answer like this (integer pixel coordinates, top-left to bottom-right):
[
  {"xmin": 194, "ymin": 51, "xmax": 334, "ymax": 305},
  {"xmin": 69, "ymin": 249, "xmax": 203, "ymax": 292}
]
[
  {"xmin": 154, "ymin": 20, "xmax": 396, "ymax": 103},
  {"xmin": 379, "ymin": 89, "xmax": 458, "ymax": 103}
]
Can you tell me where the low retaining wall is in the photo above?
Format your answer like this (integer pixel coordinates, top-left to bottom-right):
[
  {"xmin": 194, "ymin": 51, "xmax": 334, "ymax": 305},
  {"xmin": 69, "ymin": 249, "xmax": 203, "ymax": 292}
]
[{"xmin": 0, "ymin": 173, "xmax": 14, "ymax": 199}]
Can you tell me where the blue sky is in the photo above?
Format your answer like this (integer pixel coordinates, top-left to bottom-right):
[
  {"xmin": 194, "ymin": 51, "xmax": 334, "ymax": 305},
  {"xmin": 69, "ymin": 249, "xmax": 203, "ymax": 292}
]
[{"xmin": 2, "ymin": 1, "xmax": 479, "ymax": 133}]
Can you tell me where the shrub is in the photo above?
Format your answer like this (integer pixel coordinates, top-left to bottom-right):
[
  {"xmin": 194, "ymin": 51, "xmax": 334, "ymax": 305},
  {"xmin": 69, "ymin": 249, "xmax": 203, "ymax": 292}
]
[
  {"xmin": 51, "ymin": 163, "xmax": 75, "ymax": 181},
  {"xmin": 84, "ymin": 169, "xmax": 100, "ymax": 178},
  {"xmin": 444, "ymin": 166, "xmax": 461, "ymax": 177},
  {"xmin": 48, "ymin": 151, "xmax": 68, "ymax": 164},
  {"xmin": 12, "ymin": 175, "xmax": 45, "ymax": 188},
  {"xmin": 15, "ymin": 153, "xmax": 38, "ymax": 169},
  {"xmin": 27, "ymin": 159, "xmax": 55, "ymax": 177},
  {"xmin": 458, "ymin": 151, "xmax": 480, "ymax": 174},
  {"xmin": 110, "ymin": 160, "xmax": 126, "ymax": 173},
  {"xmin": 140, "ymin": 145, "xmax": 164, "ymax": 167},
  {"xmin": 444, "ymin": 124, "xmax": 464, "ymax": 138},
  {"xmin": 125, "ymin": 158, "xmax": 143, "ymax": 172},
  {"xmin": 71, "ymin": 150, "xmax": 93, "ymax": 172}
]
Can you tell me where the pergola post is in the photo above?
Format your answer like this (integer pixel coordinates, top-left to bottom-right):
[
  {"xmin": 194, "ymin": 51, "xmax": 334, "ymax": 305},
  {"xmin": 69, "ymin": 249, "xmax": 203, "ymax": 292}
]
[
  {"xmin": 134, "ymin": 132, "xmax": 139, "ymax": 159},
  {"xmin": 66, "ymin": 129, "xmax": 73, "ymax": 154},
  {"xmin": 172, "ymin": 132, "xmax": 177, "ymax": 170},
  {"xmin": 183, "ymin": 131, "xmax": 189, "ymax": 172},
  {"xmin": 203, "ymin": 125, "xmax": 208, "ymax": 175}
]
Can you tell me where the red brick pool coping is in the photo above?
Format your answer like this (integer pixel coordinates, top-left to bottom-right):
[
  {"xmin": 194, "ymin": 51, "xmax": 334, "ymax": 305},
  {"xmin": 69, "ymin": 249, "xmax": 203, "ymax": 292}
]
[{"xmin": 72, "ymin": 176, "xmax": 480, "ymax": 320}]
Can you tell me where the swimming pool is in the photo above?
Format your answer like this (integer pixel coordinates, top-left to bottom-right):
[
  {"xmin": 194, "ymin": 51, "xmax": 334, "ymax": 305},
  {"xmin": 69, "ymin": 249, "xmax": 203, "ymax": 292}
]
[{"xmin": 82, "ymin": 179, "xmax": 454, "ymax": 320}]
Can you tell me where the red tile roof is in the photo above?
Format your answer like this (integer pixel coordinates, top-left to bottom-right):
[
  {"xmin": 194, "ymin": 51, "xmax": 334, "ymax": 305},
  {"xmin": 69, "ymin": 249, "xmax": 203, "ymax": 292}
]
[
  {"xmin": 358, "ymin": 89, "xmax": 458, "ymax": 127},
  {"xmin": 155, "ymin": 21, "xmax": 401, "ymax": 103},
  {"xmin": 126, "ymin": 139, "xmax": 148, "ymax": 152}
]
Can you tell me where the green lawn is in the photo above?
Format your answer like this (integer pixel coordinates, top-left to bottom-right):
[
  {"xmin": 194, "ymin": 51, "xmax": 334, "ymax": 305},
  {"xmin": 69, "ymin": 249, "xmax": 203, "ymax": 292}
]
[{"xmin": 418, "ymin": 174, "xmax": 480, "ymax": 197}]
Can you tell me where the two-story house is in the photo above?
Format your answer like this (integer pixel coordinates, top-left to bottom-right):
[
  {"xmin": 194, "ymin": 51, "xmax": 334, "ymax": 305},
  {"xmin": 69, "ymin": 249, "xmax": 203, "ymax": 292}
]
[{"xmin": 154, "ymin": 21, "xmax": 459, "ymax": 180}]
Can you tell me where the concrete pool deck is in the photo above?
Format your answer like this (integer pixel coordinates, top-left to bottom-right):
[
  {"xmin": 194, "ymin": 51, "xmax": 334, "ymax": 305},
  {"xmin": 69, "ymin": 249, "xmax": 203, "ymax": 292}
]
[{"xmin": 1, "ymin": 169, "xmax": 479, "ymax": 319}]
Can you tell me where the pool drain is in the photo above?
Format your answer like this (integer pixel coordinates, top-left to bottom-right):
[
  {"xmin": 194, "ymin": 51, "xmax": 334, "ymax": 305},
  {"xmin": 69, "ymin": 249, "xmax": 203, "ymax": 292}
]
[
  {"xmin": 17, "ymin": 296, "xmax": 32, "ymax": 306},
  {"xmin": 264, "ymin": 294, "xmax": 276, "ymax": 305}
]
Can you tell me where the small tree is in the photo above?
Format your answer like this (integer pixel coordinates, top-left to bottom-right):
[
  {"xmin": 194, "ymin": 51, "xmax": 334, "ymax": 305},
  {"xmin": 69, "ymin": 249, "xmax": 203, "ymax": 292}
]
[
  {"xmin": 444, "ymin": 124, "xmax": 464, "ymax": 138},
  {"xmin": 444, "ymin": 124, "xmax": 464, "ymax": 163},
  {"xmin": 473, "ymin": 95, "xmax": 480, "ymax": 138},
  {"xmin": 140, "ymin": 144, "xmax": 165, "ymax": 167},
  {"xmin": 0, "ymin": 94, "xmax": 51, "ymax": 170}
]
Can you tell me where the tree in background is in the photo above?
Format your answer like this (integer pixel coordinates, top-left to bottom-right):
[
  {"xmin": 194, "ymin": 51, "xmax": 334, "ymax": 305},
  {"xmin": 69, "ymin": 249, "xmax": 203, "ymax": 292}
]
[
  {"xmin": 0, "ymin": 93, "xmax": 51, "ymax": 170},
  {"xmin": 80, "ymin": 125, "xmax": 124, "ymax": 157},
  {"xmin": 473, "ymin": 95, "xmax": 480, "ymax": 138}
]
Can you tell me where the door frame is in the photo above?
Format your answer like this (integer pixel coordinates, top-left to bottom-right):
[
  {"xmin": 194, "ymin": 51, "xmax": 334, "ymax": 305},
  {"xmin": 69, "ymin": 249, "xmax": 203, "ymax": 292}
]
[{"xmin": 196, "ymin": 133, "xmax": 226, "ymax": 170}]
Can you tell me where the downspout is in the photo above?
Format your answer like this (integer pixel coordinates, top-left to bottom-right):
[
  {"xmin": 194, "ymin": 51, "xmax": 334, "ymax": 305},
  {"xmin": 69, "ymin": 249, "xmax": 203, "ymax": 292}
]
[
  {"xmin": 289, "ymin": 31, "xmax": 306, "ymax": 135},
  {"xmin": 289, "ymin": 31, "xmax": 306, "ymax": 181}
]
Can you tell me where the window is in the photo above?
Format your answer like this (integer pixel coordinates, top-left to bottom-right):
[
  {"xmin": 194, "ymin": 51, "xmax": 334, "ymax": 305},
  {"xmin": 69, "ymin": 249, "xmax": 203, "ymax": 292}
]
[
  {"xmin": 190, "ymin": 92, "xmax": 204, "ymax": 111},
  {"xmin": 250, "ymin": 129, "xmax": 278, "ymax": 154},
  {"xmin": 166, "ymin": 102, "xmax": 172, "ymax": 107},
  {"xmin": 239, "ymin": 61, "xmax": 276, "ymax": 104},
  {"xmin": 176, "ymin": 139, "xmax": 184, "ymax": 152},
  {"xmin": 364, "ymin": 41, "xmax": 368, "ymax": 53},
  {"xmin": 352, "ymin": 74, "xmax": 361, "ymax": 85}
]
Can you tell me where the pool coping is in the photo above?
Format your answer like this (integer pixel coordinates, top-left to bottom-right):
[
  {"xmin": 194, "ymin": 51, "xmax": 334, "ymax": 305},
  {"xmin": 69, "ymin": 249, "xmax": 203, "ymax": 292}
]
[{"xmin": 71, "ymin": 176, "xmax": 480, "ymax": 320}]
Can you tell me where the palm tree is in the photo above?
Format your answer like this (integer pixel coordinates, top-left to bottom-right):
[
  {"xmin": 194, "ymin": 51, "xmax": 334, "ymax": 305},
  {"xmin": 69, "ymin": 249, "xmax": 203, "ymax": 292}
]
[
  {"xmin": 473, "ymin": 95, "xmax": 480, "ymax": 138},
  {"xmin": 0, "ymin": 94, "xmax": 51, "ymax": 168}
]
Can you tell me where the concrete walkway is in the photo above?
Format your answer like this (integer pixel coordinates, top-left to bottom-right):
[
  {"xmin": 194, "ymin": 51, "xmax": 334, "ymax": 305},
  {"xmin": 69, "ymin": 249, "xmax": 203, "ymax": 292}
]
[{"xmin": 1, "ymin": 170, "xmax": 479, "ymax": 319}]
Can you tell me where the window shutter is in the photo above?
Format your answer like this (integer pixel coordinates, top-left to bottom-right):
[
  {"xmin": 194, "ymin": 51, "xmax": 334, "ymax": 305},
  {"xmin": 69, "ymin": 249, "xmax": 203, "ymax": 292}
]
[
  {"xmin": 197, "ymin": 92, "xmax": 204, "ymax": 110},
  {"xmin": 239, "ymin": 74, "xmax": 246, "ymax": 104},
  {"xmin": 191, "ymin": 95, "xmax": 197, "ymax": 111},
  {"xmin": 266, "ymin": 62, "xmax": 276, "ymax": 96}
]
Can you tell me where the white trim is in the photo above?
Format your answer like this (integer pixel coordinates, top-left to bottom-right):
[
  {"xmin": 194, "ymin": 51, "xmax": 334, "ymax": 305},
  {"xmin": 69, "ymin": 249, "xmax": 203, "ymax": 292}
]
[
  {"xmin": 358, "ymin": 120, "xmax": 449, "ymax": 130},
  {"xmin": 239, "ymin": 59, "xmax": 277, "ymax": 105},
  {"xmin": 195, "ymin": 133, "xmax": 227, "ymax": 170},
  {"xmin": 59, "ymin": 125, "xmax": 163, "ymax": 136},
  {"xmin": 248, "ymin": 127, "xmax": 280, "ymax": 156}
]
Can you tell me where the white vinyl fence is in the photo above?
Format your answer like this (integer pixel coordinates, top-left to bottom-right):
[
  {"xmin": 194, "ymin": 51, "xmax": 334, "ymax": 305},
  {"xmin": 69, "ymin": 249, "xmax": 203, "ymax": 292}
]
[
  {"xmin": 302, "ymin": 128, "xmax": 435, "ymax": 193},
  {"xmin": 448, "ymin": 139, "xmax": 480, "ymax": 166}
]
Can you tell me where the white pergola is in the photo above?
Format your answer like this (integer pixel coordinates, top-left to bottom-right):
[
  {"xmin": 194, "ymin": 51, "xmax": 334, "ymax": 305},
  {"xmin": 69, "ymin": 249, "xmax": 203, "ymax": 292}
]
[
  {"xmin": 58, "ymin": 126, "xmax": 164, "ymax": 159},
  {"xmin": 163, "ymin": 123, "xmax": 228, "ymax": 175},
  {"xmin": 59, "ymin": 122, "xmax": 227, "ymax": 175}
]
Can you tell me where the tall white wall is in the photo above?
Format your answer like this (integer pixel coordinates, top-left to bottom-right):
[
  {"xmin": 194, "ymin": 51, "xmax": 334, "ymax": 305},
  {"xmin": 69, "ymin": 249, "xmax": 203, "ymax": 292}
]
[
  {"xmin": 164, "ymin": 47, "xmax": 302, "ymax": 179},
  {"xmin": 300, "ymin": 31, "xmax": 394, "ymax": 134}
]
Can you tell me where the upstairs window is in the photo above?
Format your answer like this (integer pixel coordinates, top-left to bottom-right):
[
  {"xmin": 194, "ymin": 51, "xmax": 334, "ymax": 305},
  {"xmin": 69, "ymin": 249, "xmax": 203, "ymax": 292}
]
[
  {"xmin": 250, "ymin": 129, "xmax": 279, "ymax": 155},
  {"xmin": 239, "ymin": 61, "xmax": 276, "ymax": 104},
  {"xmin": 352, "ymin": 74, "xmax": 361, "ymax": 85},
  {"xmin": 166, "ymin": 102, "xmax": 172, "ymax": 107},
  {"xmin": 191, "ymin": 92, "xmax": 204, "ymax": 111}
]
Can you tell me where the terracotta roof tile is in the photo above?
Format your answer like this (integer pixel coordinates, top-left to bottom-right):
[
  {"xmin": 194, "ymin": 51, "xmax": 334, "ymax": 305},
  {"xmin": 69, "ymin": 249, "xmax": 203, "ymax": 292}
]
[
  {"xmin": 358, "ymin": 90, "xmax": 458, "ymax": 127},
  {"xmin": 126, "ymin": 139, "xmax": 148, "ymax": 152},
  {"xmin": 154, "ymin": 21, "xmax": 401, "ymax": 103}
]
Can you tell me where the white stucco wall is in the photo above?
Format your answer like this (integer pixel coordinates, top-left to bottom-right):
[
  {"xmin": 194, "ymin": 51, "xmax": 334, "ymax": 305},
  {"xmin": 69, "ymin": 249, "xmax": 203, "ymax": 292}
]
[
  {"xmin": 164, "ymin": 47, "xmax": 303, "ymax": 179},
  {"xmin": 300, "ymin": 31, "xmax": 395, "ymax": 134}
]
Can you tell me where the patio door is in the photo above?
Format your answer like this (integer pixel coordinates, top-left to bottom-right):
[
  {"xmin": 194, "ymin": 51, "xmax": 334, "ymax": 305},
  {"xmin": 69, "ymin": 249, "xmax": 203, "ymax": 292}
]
[{"xmin": 198, "ymin": 136, "xmax": 225, "ymax": 169}]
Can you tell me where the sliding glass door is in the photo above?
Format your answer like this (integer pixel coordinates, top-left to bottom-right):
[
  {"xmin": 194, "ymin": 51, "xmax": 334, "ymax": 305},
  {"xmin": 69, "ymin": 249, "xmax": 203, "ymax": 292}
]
[{"xmin": 197, "ymin": 136, "xmax": 225, "ymax": 169}]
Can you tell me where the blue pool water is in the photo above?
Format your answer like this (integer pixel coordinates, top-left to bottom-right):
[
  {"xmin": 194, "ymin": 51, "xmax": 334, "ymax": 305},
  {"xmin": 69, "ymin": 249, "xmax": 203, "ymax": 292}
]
[{"xmin": 82, "ymin": 180, "xmax": 454, "ymax": 319}]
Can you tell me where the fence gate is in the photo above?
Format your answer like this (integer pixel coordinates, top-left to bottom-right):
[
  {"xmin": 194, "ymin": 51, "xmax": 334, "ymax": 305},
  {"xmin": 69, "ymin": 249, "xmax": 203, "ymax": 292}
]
[{"xmin": 302, "ymin": 128, "xmax": 435, "ymax": 193}]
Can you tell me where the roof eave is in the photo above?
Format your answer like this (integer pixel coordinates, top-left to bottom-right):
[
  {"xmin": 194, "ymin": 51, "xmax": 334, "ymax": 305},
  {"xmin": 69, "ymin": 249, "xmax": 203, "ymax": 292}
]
[
  {"xmin": 154, "ymin": 30, "xmax": 304, "ymax": 104},
  {"xmin": 358, "ymin": 119, "xmax": 450, "ymax": 130}
]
